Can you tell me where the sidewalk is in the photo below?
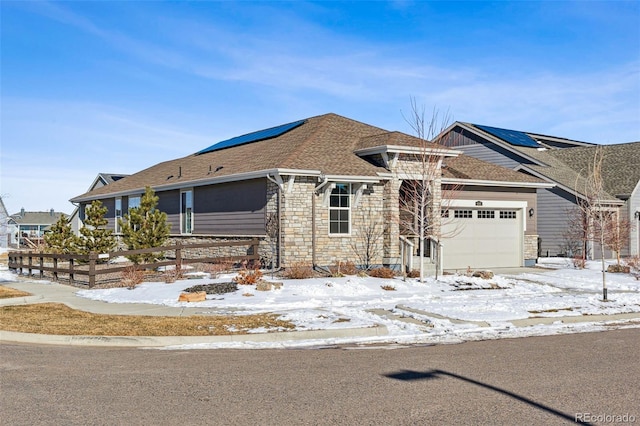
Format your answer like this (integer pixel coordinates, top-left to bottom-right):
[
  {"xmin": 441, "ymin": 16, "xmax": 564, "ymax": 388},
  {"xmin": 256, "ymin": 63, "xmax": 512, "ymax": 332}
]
[
  {"xmin": 0, "ymin": 280, "xmax": 388, "ymax": 347},
  {"xmin": 2, "ymin": 279, "xmax": 639, "ymax": 348}
]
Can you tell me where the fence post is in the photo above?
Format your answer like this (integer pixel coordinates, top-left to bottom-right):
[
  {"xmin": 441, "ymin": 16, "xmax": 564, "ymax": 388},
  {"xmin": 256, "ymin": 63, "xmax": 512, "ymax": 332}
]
[
  {"xmin": 28, "ymin": 251, "xmax": 33, "ymax": 276},
  {"xmin": 175, "ymin": 241, "xmax": 183, "ymax": 273},
  {"xmin": 89, "ymin": 252, "xmax": 97, "ymax": 288},
  {"xmin": 39, "ymin": 255, "xmax": 44, "ymax": 279},
  {"xmin": 69, "ymin": 257, "xmax": 75, "ymax": 285},
  {"xmin": 53, "ymin": 256, "xmax": 58, "ymax": 282}
]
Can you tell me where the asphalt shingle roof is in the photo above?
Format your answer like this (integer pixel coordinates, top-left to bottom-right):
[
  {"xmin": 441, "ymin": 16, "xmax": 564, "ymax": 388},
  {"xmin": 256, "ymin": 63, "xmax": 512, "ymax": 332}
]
[
  {"xmin": 510, "ymin": 142, "xmax": 640, "ymax": 201},
  {"xmin": 71, "ymin": 113, "xmax": 548, "ymax": 202}
]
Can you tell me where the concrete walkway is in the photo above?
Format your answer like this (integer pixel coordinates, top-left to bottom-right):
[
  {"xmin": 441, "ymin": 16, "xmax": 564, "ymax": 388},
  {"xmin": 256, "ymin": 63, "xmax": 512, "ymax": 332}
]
[
  {"xmin": 2, "ymin": 278, "xmax": 640, "ymax": 348},
  {"xmin": 0, "ymin": 280, "xmax": 387, "ymax": 347}
]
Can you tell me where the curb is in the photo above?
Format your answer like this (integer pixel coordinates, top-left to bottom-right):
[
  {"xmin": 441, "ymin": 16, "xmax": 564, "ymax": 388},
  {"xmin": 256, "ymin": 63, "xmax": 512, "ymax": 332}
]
[{"xmin": 0, "ymin": 325, "xmax": 389, "ymax": 347}]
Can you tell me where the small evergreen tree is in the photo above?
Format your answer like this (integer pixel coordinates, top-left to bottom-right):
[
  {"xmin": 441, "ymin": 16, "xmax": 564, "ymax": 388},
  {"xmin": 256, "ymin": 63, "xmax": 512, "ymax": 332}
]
[
  {"xmin": 44, "ymin": 215, "xmax": 78, "ymax": 254},
  {"xmin": 77, "ymin": 200, "xmax": 117, "ymax": 260},
  {"xmin": 119, "ymin": 186, "xmax": 171, "ymax": 264}
]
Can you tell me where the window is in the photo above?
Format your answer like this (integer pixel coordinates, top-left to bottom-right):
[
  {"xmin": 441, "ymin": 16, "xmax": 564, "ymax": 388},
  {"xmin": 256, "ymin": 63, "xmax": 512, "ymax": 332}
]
[
  {"xmin": 500, "ymin": 211, "xmax": 517, "ymax": 219},
  {"xmin": 181, "ymin": 189, "xmax": 193, "ymax": 234},
  {"xmin": 454, "ymin": 210, "xmax": 473, "ymax": 218},
  {"xmin": 477, "ymin": 210, "xmax": 495, "ymax": 219},
  {"xmin": 329, "ymin": 183, "xmax": 350, "ymax": 234},
  {"xmin": 441, "ymin": 209, "xmax": 450, "ymax": 218},
  {"xmin": 115, "ymin": 198, "xmax": 122, "ymax": 233},
  {"xmin": 128, "ymin": 195, "xmax": 141, "ymax": 211}
]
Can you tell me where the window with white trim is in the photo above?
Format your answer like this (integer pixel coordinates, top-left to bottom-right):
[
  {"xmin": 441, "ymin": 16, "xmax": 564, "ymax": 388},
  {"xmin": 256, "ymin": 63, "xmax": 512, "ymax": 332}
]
[
  {"xmin": 181, "ymin": 189, "xmax": 193, "ymax": 234},
  {"xmin": 128, "ymin": 195, "xmax": 141, "ymax": 211},
  {"xmin": 329, "ymin": 183, "xmax": 350, "ymax": 234},
  {"xmin": 115, "ymin": 198, "xmax": 122, "ymax": 233}
]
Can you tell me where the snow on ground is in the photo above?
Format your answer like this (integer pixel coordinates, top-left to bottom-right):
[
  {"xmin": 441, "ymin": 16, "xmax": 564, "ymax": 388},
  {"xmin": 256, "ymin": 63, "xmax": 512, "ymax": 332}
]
[{"xmin": 2, "ymin": 256, "xmax": 640, "ymax": 349}]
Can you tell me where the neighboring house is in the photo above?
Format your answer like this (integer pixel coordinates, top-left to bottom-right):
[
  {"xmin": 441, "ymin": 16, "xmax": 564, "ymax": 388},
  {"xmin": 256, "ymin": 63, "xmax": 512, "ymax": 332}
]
[
  {"xmin": 0, "ymin": 197, "xmax": 9, "ymax": 248},
  {"xmin": 70, "ymin": 113, "xmax": 550, "ymax": 271},
  {"xmin": 439, "ymin": 122, "xmax": 640, "ymax": 258},
  {"xmin": 69, "ymin": 173, "xmax": 129, "ymax": 235},
  {"xmin": 8, "ymin": 209, "xmax": 68, "ymax": 248}
]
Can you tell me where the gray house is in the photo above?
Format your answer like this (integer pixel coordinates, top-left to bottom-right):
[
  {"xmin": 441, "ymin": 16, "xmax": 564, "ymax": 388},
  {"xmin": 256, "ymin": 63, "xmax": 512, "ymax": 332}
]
[
  {"xmin": 8, "ymin": 209, "xmax": 68, "ymax": 248},
  {"xmin": 69, "ymin": 173, "xmax": 128, "ymax": 235},
  {"xmin": 0, "ymin": 197, "xmax": 9, "ymax": 248},
  {"xmin": 439, "ymin": 122, "xmax": 640, "ymax": 258},
  {"xmin": 71, "ymin": 113, "xmax": 550, "ymax": 271}
]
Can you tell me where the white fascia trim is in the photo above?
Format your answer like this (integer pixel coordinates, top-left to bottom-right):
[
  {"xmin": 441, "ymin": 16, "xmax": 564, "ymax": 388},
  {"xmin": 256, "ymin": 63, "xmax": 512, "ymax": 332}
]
[
  {"xmin": 72, "ymin": 168, "xmax": 323, "ymax": 203},
  {"xmin": 323, "ymin": 175, "xmax": 382, "ymax": 184},
  {"xmin": 441, "ymin": 177, "xmax": 554, "ymax": 189},
  {"xmin": 445, "ymin": 199, "xmax": 528, "ymax": 209},
  {"xmin": 354, "ymin": 145, "xmax": 462, "ymax": 157}
]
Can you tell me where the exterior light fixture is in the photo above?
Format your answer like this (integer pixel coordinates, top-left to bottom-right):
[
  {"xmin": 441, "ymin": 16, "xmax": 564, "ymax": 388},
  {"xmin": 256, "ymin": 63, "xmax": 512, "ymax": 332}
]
[{"xmin": 529, "ymin": 208, "xmax": 535, "ymax": 217}]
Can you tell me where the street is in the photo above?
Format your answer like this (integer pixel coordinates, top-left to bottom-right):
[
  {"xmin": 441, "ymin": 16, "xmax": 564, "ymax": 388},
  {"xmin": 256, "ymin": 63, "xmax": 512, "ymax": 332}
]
[{"xmin": 1, "ymin": 329, "xmax": 639, "ymax": 425}]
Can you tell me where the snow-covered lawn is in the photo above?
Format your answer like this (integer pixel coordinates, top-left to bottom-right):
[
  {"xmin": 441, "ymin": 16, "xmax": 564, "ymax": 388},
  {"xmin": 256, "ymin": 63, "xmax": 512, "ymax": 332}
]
[{"xmin": 2, "ymin": 254, "xmax": 639, "ymax": 349}]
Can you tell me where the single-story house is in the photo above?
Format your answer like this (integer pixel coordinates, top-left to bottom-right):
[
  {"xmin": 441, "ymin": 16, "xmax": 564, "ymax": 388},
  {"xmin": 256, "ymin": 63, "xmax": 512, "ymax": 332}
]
[
  {"xmin": 0, "ymin": 197, "xmax": 10, "ymax": 248},
  {"xmin": 438, "ymin": 122, "xmax": 640, "ymax": 258},
  {"xmin": 8, "ymin": 208, "xmax": 68, "ymax": 248},
  {"xmin": 69, "ymin": 173, "xmax": 129, "ymax": 235},
  {"xmin": 71, "ymin": 113, "xmax": 552, "ymax": 271}
]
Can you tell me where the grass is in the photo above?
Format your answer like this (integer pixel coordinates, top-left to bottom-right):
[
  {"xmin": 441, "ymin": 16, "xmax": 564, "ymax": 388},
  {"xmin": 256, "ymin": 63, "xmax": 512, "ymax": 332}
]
[
  {"xmin": 0, "ymin": 303, "xmax": 295, "ymax": 336},
  {"xmin": 0, "ymin": 285, "xmax": 32, "ymax": 299}
]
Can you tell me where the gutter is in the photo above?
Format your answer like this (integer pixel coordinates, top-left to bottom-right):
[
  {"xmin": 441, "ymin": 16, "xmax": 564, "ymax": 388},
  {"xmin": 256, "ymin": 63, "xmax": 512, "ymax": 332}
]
[{"xmin": 441, "ymin": 177, "xmax": 555, "ymax": 189}]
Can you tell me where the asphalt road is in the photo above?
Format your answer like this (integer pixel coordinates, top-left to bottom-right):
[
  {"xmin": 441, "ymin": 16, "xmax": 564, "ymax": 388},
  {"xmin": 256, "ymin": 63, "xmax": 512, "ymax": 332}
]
[{"xmin": 2, "ymin": 329, "xmax": 639, "ymax": 425}]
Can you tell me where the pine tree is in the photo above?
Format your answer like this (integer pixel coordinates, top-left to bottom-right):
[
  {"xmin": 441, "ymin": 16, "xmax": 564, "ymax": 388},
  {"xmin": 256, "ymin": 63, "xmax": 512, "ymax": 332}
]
[
  {"xmin": 119, "ymin": 186, "xmax": 171, "ymax": 263},
  {"xmin": 44, "ymin": 215, "xmax": 78, "ymax": 254},
  {"xmin": 77, "ymin": 200, "xmax": 117, "ymax": 260}
]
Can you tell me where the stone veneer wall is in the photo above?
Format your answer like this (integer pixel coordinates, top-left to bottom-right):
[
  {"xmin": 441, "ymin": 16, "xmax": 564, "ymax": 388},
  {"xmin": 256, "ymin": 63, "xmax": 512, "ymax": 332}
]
[
  {"xmin": 278, "ymin": 177, "xmax": 389, "ymax": 267},
  {"xmin": 524, "ymin": 234, "xmax": 539, "ymax": 261},
  {"xmin": 167, "ymin": 235, "xmax": 268, "ymax": 263}
]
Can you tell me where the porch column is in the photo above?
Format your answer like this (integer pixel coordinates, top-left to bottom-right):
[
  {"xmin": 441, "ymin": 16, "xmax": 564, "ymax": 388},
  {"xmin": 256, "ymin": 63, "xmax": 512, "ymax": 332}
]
[{"xmin": 383, "ymin": 177, "xmax": 401, "ymax": 267}]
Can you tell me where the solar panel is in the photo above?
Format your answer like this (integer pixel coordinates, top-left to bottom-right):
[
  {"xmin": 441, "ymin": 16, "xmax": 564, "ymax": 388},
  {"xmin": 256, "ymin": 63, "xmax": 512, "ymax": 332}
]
[
  {"xmin": 474, "ymin": 124, "xmax": 539, "ymax": 148},
  {"xmin": 196, "ymin": 119, "xmax": 306, "ymax": 155}
]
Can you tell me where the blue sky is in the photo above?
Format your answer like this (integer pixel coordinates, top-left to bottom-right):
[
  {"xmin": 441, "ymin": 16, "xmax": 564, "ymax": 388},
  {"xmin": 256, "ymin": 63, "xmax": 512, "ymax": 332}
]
[{"xmin": 1, "ymin": 1, "xmax": 639, "ymax": 214}]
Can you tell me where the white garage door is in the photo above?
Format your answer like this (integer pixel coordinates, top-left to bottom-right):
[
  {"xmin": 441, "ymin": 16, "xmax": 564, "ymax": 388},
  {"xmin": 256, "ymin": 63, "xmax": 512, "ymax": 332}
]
[{"xmin": 441, "ymin": 208, "xmax": 522, "ymax": 270}]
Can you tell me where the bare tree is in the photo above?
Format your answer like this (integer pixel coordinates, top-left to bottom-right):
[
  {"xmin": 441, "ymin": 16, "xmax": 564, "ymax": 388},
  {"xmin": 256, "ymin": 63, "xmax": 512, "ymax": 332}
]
[
  {"xmin": 603, "ymin": 214, "xmax": 633, "ymax": 266},
  {"xmin": 349, "ymin": 209, "xmax": 384, "ymax": 270},
  {"xmin": 575, "ymin": 146, "xmax": 618, "ymax": 301},
  {"xmin": 561, "ymin": 206, "xmax": 590, "ymax": 265},
  {"xmin": 398, "ymin": 99, "xmax": 461, "ymax": 282}
]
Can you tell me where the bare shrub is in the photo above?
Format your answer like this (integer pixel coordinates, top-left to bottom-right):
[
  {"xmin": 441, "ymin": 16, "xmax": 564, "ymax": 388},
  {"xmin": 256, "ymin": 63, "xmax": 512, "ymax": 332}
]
[
  {"xmin": 163, "ymin": 265, "xmax": 183, "ymax": 283},
  {"xmin": 201, "ymin": 261, "xmax": 234, "ymax": 279},
  {"xmin": 407, "ymin": 269, "xmax": 421, "ymax": 278},
  {"xmin": 283, "ymin": 262, "xmax": 314, "ymax": 279},
  {"xmin": 572, "ymin": 256, "xmax": 586, "ymax": 269},
  {"xmin": 368, "ymin": 267, "xmax": 396, "ymax": 279},
  {"xmin": 233, "ymin": 267, "xmax": 263, "ymax": 285},
  {"xmin": 625, "ymin": 255, "xmax": 640, "ymax": 280},
  {"xmin": 380, "ymin": 284, "xmax": 396, "ymax": 291},
  {"xmin": 329, "ymin": 260, "xmax": 358, "ymax": 277},
  {"xmin": 121, "ymin": 265, "xmax": 144, "ymax": 289}
]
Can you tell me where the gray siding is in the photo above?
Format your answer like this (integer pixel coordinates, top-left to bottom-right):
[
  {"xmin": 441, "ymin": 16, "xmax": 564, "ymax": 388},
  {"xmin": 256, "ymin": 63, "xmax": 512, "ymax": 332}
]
[
  {"xmin": 194, "ymin": 178, "xmax": 267, "ymax": 235},
  {"xmin": 157, "ymin": 190, "xmax": 180, "ymax": 234},
  {"xmin": 443, "ymin": 127, "xmax": 536, "ymax": 169},
  {"xmin": 537, "ymin": 187, "xmax": 579, "ymax": 257}
]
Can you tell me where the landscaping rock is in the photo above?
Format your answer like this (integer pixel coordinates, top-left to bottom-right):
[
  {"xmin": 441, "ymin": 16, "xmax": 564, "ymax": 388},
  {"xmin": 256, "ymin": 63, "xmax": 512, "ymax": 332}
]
[
  {"xmin": 472, "ymin": 270, "xmax": 494, "ymax": 279},
  {"xmin": 178, "ymin": 291, "xmax": 206, "ymax": 302},
  {"xmin": 256, "ymin": 281, "xmax": 272, "ymax": 291},
  {"xmin": 184, "ymin": 282, "xmax": 238, "ymax": 295},
  {"xmin": 607, "ymin": 264, "xmax": 630, "ymax": 273}
]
